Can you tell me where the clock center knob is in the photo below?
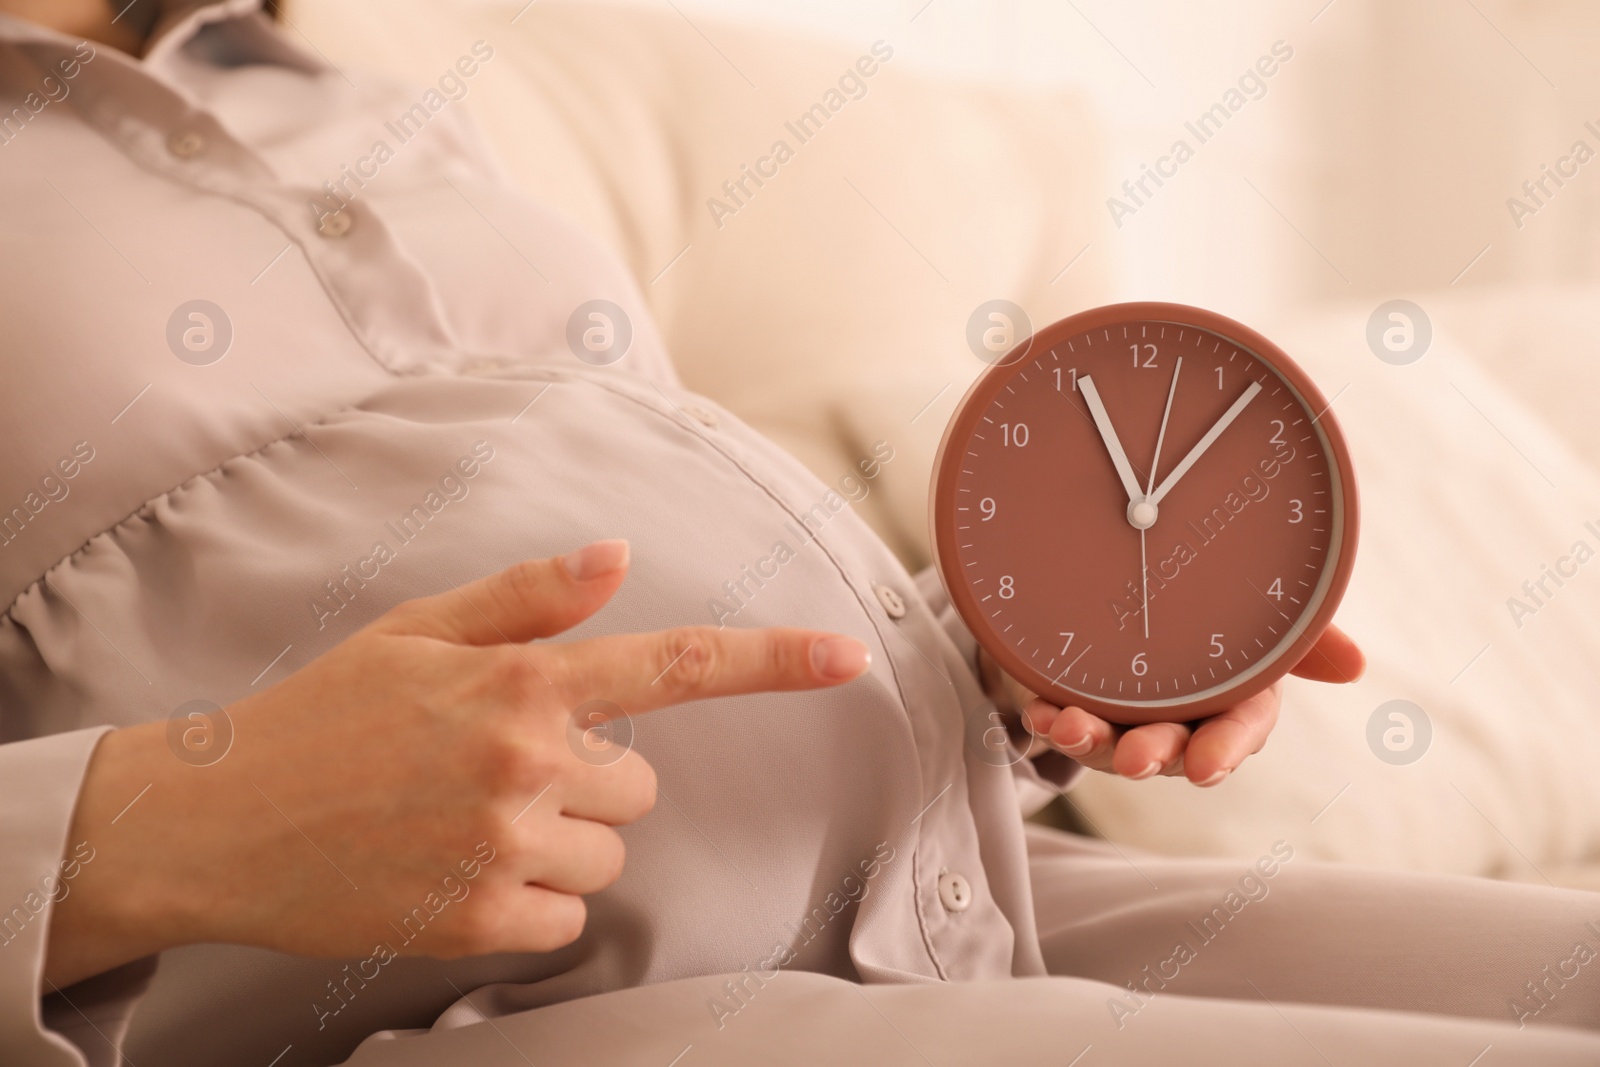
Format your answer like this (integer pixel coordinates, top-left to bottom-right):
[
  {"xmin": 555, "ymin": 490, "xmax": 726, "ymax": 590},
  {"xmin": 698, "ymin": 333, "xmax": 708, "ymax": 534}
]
[{"xmin": 1127, "ymin": 498, "xmax": 1159, "ymax": 530}]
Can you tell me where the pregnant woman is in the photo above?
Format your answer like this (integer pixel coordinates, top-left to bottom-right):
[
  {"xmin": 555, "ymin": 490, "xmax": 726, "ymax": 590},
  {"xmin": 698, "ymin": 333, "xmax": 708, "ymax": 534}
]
[{"xmin": 2, "ymin": 3, "xmax": 1597, "ymax": 1065}]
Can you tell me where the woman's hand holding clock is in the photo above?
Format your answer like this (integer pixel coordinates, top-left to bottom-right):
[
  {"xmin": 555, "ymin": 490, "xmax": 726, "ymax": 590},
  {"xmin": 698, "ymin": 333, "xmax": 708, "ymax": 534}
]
[{"xmin": 983, "ymin": 626, "xmax": 1364, "ymax": 787}]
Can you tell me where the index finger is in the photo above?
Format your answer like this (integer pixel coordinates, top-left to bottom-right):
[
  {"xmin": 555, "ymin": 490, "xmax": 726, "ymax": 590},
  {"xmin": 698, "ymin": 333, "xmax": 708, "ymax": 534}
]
[{"xmin": 542, "ymin": 625, "xmax": 872, "ymax": 715}]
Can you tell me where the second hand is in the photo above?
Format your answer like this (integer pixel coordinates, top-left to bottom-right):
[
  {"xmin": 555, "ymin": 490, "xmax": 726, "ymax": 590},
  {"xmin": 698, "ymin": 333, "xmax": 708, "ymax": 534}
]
[
  {"xmin": 1140, "ymin": 527, "xmax": 1149, "ymax": 641},
  {"xmin": 1142, "ymin": 356, "xmax": 1184, "ymax": 641}
]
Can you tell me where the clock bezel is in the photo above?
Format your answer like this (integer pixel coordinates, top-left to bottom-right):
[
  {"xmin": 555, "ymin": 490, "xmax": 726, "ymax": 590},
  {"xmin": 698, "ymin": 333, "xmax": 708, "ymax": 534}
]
[{"xmin": 929, "ymin": 301, "xmax": 1360, "ymax": 724}]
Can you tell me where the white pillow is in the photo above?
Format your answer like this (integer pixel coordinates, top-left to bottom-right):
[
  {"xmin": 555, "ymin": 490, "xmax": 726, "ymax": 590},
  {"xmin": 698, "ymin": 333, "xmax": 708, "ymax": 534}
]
[{"xmin": 1424, "ymin": 282, "xmax": 1600, "ymax": 474}]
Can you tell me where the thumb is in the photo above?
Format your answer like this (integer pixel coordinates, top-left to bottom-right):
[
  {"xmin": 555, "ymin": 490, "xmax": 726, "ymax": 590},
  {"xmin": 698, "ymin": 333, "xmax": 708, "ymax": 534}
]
[
  {"xmin": 373, "ymin": 539, "xmax": 631, "ymax": 645},
  {"xmin": 1289, "ymin": 622, "xmax": 1366, "ymax": 684}
]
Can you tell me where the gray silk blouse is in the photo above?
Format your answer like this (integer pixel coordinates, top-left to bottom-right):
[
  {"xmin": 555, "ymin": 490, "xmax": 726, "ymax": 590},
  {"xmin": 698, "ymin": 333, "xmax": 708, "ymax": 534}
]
[{"xmin": 0, "ymin": 4, "xmax": 1076, "ymax": 1064}]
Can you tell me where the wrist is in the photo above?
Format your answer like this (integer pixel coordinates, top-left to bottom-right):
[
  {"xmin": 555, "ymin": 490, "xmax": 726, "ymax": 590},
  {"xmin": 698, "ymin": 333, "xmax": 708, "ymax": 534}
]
[
  {"xmin": 975, "ymin": 647, "xmax": 1005, "ymax": 710},
  {"xmin": 975, "ymin": 647, "xmax": 1030, "ymax": 720},
  {"xmin": 43, "ymin": 721, "xmax": 209, "ymax": 987}
]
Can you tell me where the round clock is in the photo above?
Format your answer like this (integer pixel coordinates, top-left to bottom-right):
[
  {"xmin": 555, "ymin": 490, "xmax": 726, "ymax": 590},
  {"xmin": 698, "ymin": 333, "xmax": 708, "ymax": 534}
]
[{"xmin": 930, "ymin": 302, "xmax": 1358, "ymax": 725}]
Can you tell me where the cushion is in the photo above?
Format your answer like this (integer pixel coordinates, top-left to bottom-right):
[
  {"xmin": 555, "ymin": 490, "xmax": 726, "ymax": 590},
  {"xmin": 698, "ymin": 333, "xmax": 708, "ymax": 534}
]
[{"xmin": 285, "ymin": 0, "xmax": 1112, "ymax": 566}]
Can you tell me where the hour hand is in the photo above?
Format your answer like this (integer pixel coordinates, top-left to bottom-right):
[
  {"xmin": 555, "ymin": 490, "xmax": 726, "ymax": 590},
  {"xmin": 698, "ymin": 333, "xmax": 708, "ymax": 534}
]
[
  {"xmin": 1149, "ymin": 380, "xmax": 1262, "ymax": 505},
  {"xmin": 1078, "ymin": 375, "xmax": 1143, "ymax": 504}
]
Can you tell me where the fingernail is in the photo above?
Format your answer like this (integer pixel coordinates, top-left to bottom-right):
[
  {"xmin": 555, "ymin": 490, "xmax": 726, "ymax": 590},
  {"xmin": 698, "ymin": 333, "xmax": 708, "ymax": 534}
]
[
  {"xmin": 1022, "ymin": 701, "xmax": 1057, "ymax": 737},
  {"xmin": 1196, "ymin": 769, "xmax": 1230, "ymax": 788},
  {"xmin": 811, "ymin": 637, "xmax": 871, "ymax": 681},
  {"xmin": 562, "ymin": 539, "xmax": 630, "ymax": 581},
  {"xmin": 1128, "ymin": 761, "xmax": 1161, "ymax": 780},
  {"xmin": 1059, "ymin": 735, "xmax": 1095, "ymax": 757}
]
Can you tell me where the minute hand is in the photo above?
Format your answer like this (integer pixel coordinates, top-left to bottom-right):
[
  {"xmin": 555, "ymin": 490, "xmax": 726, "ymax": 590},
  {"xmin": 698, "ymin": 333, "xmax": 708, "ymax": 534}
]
[{"xmin": 1147, "ymin": 381, "xmax": 1262, "ymax": 506}]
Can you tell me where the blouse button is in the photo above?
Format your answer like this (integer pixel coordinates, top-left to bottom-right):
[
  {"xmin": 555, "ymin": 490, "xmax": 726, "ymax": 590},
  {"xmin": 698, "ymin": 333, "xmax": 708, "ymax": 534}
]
[
  {"xmin": 167, "ymin": 130, "xmax": 207, "ymax": 158},
  {"xmin": 685, "ymin": 405, "xmax": 718, "ymax": 428},
  {"xmin": 317, "ymin": 210, "xmax": 354, "ymax": 238},
  {"xmin": 873, "ymin": 582, "xmax": 907, "ymax": 620},
  {"xmin": 938, "ymin": 871, "xmax": 973, "ymax": 913}
]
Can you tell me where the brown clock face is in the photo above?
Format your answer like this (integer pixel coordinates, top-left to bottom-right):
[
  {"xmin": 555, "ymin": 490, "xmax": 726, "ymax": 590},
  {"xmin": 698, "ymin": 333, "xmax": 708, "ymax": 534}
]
[{"xmin": 931, "ymin": 303, "xmax": 1358, "ymax": 724}]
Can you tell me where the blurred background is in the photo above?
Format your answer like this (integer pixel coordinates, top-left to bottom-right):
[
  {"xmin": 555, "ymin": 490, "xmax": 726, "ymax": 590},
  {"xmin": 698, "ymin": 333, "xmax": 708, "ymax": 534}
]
[
  {"xmin": 294, "ymin": 0, "xmax": 1600, "ymax": 886},
  {"xmin": 530, "ymin": 0, "xmax": 1600, "ymax": 317}
]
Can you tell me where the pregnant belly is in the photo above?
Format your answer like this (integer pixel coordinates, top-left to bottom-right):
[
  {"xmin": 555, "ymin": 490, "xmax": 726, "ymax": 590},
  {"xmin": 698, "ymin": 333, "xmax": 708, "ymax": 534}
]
[{"xmin": 9, "ymin": 370, "xmax": 922, "ymax": 1066}]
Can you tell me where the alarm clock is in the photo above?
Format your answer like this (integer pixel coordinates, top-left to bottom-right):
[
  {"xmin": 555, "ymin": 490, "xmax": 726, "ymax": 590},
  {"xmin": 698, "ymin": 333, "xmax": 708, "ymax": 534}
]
[{"xmin": 929, "ymin": 302, "xmax": 1358, "ymax": 725}]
